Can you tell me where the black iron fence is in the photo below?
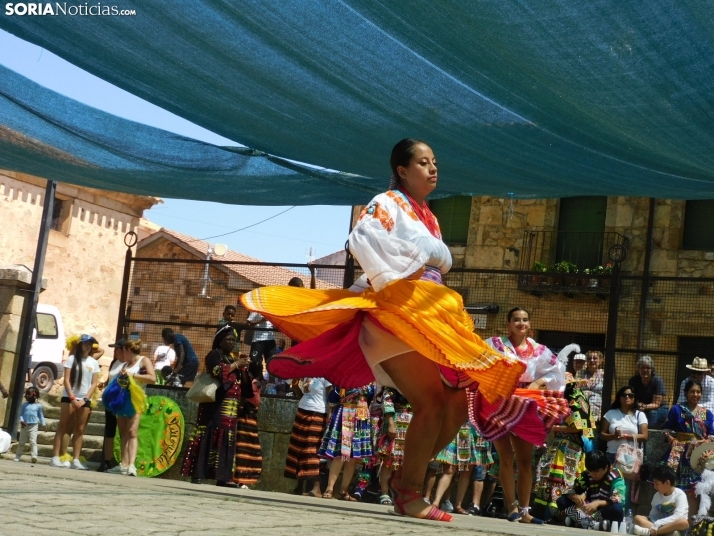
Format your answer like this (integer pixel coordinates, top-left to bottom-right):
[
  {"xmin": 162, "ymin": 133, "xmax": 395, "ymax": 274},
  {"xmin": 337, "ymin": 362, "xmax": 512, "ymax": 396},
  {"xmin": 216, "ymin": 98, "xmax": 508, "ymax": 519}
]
[
  {"xmin": 519, "ymin": 230, "xmax": 627, "ymax": 273},
  {"xmin": 116, "ymin": 250, "xmax": 714, "ymax": 418}
]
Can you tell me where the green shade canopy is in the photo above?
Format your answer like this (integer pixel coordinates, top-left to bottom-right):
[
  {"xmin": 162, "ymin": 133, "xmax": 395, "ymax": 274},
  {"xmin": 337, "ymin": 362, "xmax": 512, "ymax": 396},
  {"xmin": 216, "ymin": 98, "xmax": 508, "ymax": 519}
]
[{"xmin": 1, "ymin": 0, "xmax": 714, "ymax": 203}]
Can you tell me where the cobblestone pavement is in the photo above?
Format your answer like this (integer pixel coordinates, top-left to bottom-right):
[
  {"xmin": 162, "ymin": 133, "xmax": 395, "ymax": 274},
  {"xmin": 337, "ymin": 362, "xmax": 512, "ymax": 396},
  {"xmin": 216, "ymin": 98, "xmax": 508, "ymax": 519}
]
[{"xmin": 0, "ymin": 460, "xmax": 570, "ymax": 536}]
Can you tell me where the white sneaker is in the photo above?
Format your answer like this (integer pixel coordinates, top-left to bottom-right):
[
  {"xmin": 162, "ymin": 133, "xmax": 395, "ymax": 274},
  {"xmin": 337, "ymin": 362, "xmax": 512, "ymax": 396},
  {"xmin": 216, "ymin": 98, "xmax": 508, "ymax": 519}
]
[
  {"xmin": 49, "ymin": 456, "xmax": 65, "ymax": 468},
  {"xmin": 126, "ymin": 465, "xmax": 137, "ymax": 477},
  {"xmin": 62, "ymin": 459, "xmax": 71, "ymax": 468},
  {"xmin": 633, "ymin": 527, "xmax": 652, "ymax": 536},
  {"xmin": 107, "ymin": 464, "xmax": 128, "ymax": 475},
  {"xmin": 13, "ymin": 457, "xmax": 20, "ymax": 462},
  {"xmin": 70, "ymin": 459, "xmax": 88, "ymax": 470}
]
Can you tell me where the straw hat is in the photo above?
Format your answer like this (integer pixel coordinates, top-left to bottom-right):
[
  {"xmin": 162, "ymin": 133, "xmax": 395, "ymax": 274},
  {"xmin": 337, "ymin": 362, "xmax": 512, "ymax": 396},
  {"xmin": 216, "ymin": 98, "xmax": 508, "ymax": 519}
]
[
  {"xmin": 687, "ymin": 357, "xmax": 710, "ymax": 372},
  {"xmin": 691, "ymin": 442, "xmax": 714, "ymax": 474}
]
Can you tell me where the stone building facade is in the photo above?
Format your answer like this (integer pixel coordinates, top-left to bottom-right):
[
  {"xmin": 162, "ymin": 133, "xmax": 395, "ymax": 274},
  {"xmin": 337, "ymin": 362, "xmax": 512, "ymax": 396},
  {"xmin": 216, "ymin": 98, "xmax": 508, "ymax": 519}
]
[{"xmin": 0, "ymin": 169, "xmax": 160, "ymax": 366}]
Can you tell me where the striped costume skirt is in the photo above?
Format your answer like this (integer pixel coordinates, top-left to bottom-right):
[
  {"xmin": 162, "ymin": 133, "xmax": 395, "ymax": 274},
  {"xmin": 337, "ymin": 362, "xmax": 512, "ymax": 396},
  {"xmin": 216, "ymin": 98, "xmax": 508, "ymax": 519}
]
[
  {"xmin": 284, "ymin": 408, "xmax": 326, "ymax": 480},
  {"xmin": 319, "ymin": 404, "xmax": 373, "ymax": 461},
  {"xmin": 469, "ymin": 387, "xmax": 570, "ymax": 445},
  {"xmin": 234, "ymin": 406, "xmax": 262, "ymax": 486}
]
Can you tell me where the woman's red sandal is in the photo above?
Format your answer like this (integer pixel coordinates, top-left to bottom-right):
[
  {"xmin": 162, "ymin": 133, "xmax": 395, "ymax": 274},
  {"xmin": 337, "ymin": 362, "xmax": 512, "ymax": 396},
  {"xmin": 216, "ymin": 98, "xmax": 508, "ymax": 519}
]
[{"xmin": 391, "ymin": 488, "xmax": 452, "ymax": 522}]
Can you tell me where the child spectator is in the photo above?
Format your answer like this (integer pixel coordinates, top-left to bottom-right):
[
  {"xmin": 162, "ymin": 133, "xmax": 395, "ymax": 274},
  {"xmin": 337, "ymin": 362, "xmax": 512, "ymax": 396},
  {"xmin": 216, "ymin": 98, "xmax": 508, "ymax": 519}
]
[
  {"xmin": 557, "ymin": 449, "xmax": 625, "ymax": 531},
  {"xmin": 633, "ymin": 465, "xmax": 688, "ymax": 536},
  {"xmin": 14, "ymin": 386, "xmax": 46, "ymax": 463},
  {"xmin": 217, "ymin": 305, "xmax": 237, "ymax": 329}
]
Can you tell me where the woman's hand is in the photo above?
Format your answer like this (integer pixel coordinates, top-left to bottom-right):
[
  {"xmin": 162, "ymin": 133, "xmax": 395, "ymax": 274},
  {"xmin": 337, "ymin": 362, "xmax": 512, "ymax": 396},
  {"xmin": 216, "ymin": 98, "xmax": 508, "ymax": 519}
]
[
  {"xmin": 527, "ymin": 379, "xmax": 546, "ymax": 390},
  {"xmin": 71, "ymin": 398, "xmax": 84, "ymax": 409},
  {"xmin": 235, "ymin": 354, "xmax": 250, "ymax": 369},
  {"xmin": 387, "ymin": 421, "xmax": 397, "ymax": 439}
]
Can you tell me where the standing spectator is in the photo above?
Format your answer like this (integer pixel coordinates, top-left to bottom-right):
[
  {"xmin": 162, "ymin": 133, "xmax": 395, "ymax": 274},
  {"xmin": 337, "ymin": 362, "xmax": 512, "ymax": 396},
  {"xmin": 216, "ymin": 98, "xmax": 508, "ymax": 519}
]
[
  {"xmin": 50, "ymin": 334, "xmax": 100, "ymax": 470},
  {"xmin": 677, "ymin": 357, "xmax": 714, "ymax": 412},
  {"xmin": 217, "ymin": 305, "xmax": 237, "ymax": 329},
  {"xmin": 288, "ymin": 277, "xmax": 305, "ymax": 288},
  {"xmin": 180, "ymin": 326, "xmax": 251, "ymax": 486},
  {"xmin": 629, "ymin": 355, "xmax": 669, "ymax": 428},
  {"xmin": 582, "ymin": 351, "xmax": 605, "ymax": 421},
  {"xmin": 14, "ymin": 386, "xmax": 46, "ymax": 463},
  {"xmin": 152, "ymin": 342, "xmax": 176, "ymax": 384},
  {"xmin": 600, "ymin": 385, "xmax": 648, "ymax": 508},
  {"xmin": 374, "ymin": 387, "xmax": 412, "ymax": 504},
  {"xmin": 319, "ymin": 385, "xmax": 374, "ymax": 500},
  {"xmin": 572, "ymin": 353, "xmax": 586, "ymax": 378},
  {"xmin": 161, "ymin": 328, "xmax": 198, "ymax": 384},
  {"xmin": 245, "ymin": 312, "xmax": 276, "ymax": 381},
  {"xmin": 285, "ymin": 378, "xmax": 332, "ymax": 497},
  {"xmin": 97, "ymin": 338, "xmax": 127, "ymax": 472},
  {"xmin": 107, "ymin": 339, "xmax": 156, "ymax": 476}
]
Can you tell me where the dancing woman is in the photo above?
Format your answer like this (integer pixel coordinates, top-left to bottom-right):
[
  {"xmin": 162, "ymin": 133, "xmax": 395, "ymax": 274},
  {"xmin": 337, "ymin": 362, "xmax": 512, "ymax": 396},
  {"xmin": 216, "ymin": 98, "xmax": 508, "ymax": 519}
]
[
  {"xmin": 470, "ymin": 307, "xmax": 571, "ymax": 523},
  {"xmin": 242, "ymin": 139, "xmax": 524, "ymax": 521}
]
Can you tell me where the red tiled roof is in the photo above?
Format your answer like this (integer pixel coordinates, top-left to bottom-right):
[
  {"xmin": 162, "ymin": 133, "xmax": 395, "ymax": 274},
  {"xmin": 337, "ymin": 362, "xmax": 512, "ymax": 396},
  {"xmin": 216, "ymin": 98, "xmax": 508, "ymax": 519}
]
[{"xmin": 138, "ymin": 227, "xmax": 339, "ymax": 289}]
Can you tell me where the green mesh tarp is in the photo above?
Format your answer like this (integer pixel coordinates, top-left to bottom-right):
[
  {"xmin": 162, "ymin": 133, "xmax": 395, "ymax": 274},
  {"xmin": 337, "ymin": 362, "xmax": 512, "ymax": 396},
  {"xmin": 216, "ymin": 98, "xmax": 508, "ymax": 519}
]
[
  {"xmin": 0, "ymin": 65, "xmax": 380, "ymax": 204},
  {"xmin": 1, "ymin": 1, "xmax": 714, "ymax": 202}
]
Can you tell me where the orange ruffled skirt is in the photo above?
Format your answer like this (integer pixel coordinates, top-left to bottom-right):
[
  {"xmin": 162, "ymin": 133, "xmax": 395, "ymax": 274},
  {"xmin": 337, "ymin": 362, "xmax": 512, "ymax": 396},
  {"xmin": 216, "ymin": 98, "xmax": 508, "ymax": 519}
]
[{"xmin": 240, "ymin": 279, "xmax": 524, "ymax": 404}]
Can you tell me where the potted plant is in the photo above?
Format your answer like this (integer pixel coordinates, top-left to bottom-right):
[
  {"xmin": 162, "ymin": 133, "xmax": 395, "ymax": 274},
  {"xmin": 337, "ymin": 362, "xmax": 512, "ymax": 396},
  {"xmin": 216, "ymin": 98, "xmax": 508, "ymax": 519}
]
[
  {"xmin": 531, "ymin": 261, "xmax": 548, "ymax": 285},
  {"xmin": 583, "ymin": 268, "xmax": 599, "ymax": 287},
  {"xmin": 600, "ymin": 263, "xmax": 613, "ymax": 287}
]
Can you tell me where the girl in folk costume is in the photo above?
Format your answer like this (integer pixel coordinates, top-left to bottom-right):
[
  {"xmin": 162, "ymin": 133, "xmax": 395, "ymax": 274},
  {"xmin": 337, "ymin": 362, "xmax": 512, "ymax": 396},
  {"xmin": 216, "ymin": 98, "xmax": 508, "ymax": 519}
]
[
  {"xmin": 181, "ymin": 326, "xmax": 252, "ymax": 487},
  {"xmin": 469, "ymin": 307, "xmax": 572, "ymax": 523},
  {"xmin": 242, "ymin": 139, "xmax": 524, "ymax": 522},
  {"xmin": 319, "ymin": 384, "xmax": 374, "ymax": 500},
  {"xmin": 533, "ymin": 377, "xmax": 597, "ymax": 520},
  {"xmin": 372, "ymin": 386, "xmax": 413, "ymax": 505},
  {"xmin": 431, "ymin": 421, "xmax": 493, "ymax": 515}
]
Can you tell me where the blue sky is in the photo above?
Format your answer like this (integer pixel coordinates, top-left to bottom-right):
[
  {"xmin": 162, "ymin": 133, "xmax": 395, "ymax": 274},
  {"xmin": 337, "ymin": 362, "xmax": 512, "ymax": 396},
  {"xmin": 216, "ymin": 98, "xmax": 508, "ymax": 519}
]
[{"xmin": 0, "ymin": 30, "xmax": 352, "ymax": 263}]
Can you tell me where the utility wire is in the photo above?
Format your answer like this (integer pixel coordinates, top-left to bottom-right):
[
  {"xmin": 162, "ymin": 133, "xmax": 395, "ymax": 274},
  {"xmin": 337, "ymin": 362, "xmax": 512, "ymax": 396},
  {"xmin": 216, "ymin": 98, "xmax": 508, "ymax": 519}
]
[{"xmin": 197, "ymin": 206, "xmax": 296, "ymax": 241}]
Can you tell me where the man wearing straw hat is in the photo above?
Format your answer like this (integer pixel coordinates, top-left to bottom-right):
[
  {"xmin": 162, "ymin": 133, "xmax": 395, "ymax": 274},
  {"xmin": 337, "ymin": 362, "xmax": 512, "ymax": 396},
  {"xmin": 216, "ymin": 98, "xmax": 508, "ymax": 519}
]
[{"xmin": 677, "ymin": 357, "xmax": 714, "ymax": 412}]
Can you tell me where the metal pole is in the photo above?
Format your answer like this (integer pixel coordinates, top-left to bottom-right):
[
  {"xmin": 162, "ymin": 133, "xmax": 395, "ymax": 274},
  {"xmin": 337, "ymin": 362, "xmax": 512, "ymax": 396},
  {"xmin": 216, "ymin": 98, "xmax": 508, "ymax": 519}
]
[
  {"xmin": 602, "ymin": 262, "xmax": 622, "ymax": 416},
  {"xmin": 5, "ymin": 180, "xmax": 56, "ymax": 432},
  {"xmin": 342, "ymin": 206, "xmax": 357, "ymax": 289},
  {"xmin": 115, "ymin": 231, "xmax": 137, "ymax": 341},
  {"xmin": 636, "ymin": 198, "xmax": 655, "ymax": 354}
]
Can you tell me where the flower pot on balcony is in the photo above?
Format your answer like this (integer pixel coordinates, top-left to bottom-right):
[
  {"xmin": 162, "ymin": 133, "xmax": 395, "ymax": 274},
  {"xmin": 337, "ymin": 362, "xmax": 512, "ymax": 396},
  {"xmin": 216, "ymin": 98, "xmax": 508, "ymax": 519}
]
[{"xmin": 588, "ymin": 278, "xmax": 599, "ymax": 287}]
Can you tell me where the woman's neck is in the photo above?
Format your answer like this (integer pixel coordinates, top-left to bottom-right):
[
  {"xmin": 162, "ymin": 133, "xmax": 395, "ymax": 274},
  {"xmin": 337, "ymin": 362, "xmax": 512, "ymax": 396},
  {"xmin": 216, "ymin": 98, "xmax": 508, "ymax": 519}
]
[
  {"xmin": 641, "ymin": 376, "xmax": 651, "ymax": 385},
  {"xmin": 400, "ymin": 185, "xmax": 425, "ymax": 205},
  {"xmin": 509, "ymin": 333, "xmax": 527, "ymax": 348},
  {"xmin": 688, "ymin": 402, "xmax": 699, "ymax": 412},
  {"xmin": 622, "ymin": 405, "xmax": 635, "ymax": 414}
]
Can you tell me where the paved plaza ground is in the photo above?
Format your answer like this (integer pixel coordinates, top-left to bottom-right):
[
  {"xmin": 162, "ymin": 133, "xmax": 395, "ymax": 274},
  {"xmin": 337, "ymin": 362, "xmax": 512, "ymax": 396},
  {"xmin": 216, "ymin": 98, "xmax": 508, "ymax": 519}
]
[{"xmin": 0, "ymin": 460, "xmax": 574, "ymax": 536}]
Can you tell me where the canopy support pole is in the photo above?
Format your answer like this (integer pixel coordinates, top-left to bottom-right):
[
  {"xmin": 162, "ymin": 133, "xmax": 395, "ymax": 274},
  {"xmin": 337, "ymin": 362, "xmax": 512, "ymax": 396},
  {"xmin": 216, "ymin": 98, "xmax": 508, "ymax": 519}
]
[
  {"xmin": 6, "ymin": 180, "xmax": 56, "ymax": 434},
  {"xmin": 636, "ymin": 198, "xmax": 655, "ymax": 355}
]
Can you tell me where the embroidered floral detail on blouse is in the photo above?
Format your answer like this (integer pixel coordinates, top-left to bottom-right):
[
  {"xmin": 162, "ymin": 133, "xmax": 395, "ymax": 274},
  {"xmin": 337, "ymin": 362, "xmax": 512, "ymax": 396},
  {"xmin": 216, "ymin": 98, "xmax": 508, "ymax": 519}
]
[
  {"xmin": 386, "ymin": 191, "xmax": 419, "ymax": 221},
  {"xmin": 361, "ymin": 201, "xmax": 394, "ymax": 231}
]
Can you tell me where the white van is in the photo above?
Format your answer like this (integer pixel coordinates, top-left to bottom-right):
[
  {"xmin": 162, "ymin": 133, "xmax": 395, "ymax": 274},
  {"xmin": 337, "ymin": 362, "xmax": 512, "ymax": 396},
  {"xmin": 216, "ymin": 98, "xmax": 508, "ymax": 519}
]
[{"xmin": 29, "ymin": 304, "xmax": 66, "ymax": 392}]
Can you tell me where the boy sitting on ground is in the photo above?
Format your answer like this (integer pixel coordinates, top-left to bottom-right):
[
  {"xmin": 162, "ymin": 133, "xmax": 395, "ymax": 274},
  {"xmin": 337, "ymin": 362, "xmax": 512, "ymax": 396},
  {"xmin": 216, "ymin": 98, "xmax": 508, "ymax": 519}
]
[
  {"xmin": 633, "ymin": 465, "xmax": 688, "ymax": 536},
  {"xmin": 556, "ymin": 449, "xmax": 625, "ymax": 531}
]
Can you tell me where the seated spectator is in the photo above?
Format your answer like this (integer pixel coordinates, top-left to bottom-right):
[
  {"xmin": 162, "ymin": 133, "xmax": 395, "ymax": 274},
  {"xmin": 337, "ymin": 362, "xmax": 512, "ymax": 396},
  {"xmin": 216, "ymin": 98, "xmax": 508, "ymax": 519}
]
[
  {"xmin": 557, "ymin": 450, "xmax": 625, "ymax": 531},
  {"xmin": 153, "ymin": 343, "xmax": 176, "ymax": 384},
  {"xmin": 633, "ymin": 465, "xmax": 688, "ymax": 536},
  {"xmin": 677, "ymin": 357, "xmax": 714, "ymax": 412},
  {"xmin": 629, "ymin": 355, "xmax": 669, "ymax": 428},
  {"xmin": 161, "ymin": 328, "xmax": 198, "ymax": 384}
]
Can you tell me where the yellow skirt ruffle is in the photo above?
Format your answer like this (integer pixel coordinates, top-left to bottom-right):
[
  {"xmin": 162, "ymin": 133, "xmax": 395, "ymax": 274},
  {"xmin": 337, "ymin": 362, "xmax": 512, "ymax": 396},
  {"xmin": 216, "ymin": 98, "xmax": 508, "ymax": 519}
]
[{"xmin": 241, "ymin": 279, "xmax": 524, "ymax": 404}]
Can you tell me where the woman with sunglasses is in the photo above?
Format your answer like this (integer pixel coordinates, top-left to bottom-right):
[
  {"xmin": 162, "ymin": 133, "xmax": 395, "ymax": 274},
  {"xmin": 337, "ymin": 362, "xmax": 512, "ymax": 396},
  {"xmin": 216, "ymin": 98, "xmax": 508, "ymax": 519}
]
[{"xmin": 601, "ymin": 386, "xmax": 648, "ymax": 508}]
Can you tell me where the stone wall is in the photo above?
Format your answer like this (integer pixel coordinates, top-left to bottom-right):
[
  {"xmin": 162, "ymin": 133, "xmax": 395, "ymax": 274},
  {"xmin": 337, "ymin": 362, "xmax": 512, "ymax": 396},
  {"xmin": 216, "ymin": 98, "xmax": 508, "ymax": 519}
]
[
  {"xmin": 148, "ymin": 385, "xmax": 298, "ymax": 493},
  {"xmin": 0, "ymin": 170, "xmax": 158, "ymax": 366}
]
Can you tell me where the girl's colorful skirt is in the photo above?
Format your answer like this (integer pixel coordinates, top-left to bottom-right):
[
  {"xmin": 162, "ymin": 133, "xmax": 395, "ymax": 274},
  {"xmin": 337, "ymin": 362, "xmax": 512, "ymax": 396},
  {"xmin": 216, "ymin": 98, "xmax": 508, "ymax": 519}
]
[
  {"xmin": 533, "ymin": 434, "xmax": 585, "ymax": 515},
  {"xmin": 319, "ymin": 403, "xmax": 373, "ymax": 461},
  {"xmin": 234, "ymin": 405, "xmax": 262, "ymax": 486},
  {"xmin": 241, "ymin": 280, "xmax": 524, "ymax": 403},
  {"xmin": 376, "ymin": 405, "xmax": 412, "ymax": 469},
  {"xmin": 469, "ymin": 387, "xmax": 570, "ymax": 445},
  {"xmin": 435, "ymin": 421, "xmax": 492, "ymax": 472}
]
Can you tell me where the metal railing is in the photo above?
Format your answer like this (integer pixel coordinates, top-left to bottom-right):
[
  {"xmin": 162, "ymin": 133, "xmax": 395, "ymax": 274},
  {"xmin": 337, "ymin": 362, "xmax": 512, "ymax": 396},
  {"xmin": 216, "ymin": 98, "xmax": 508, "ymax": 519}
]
[{"xmin": 519, "ymin": 230, "xmax": 627, "ymax": 272}]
